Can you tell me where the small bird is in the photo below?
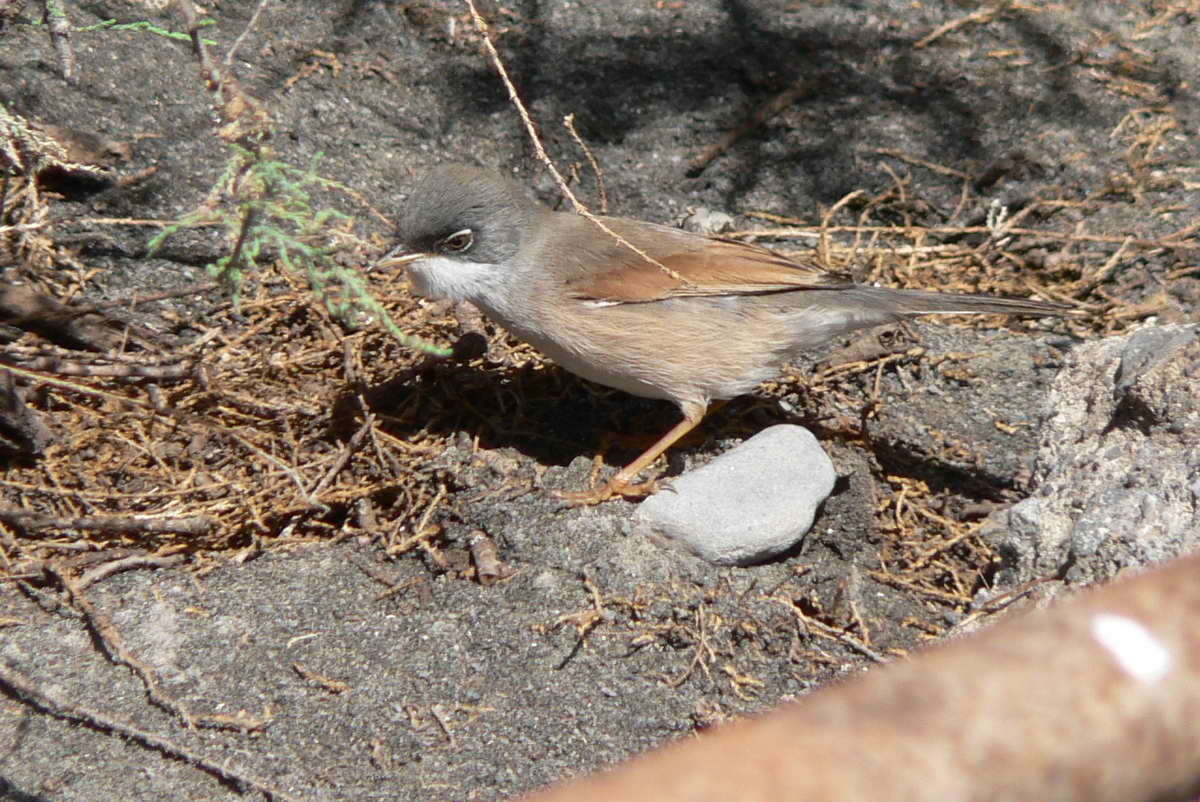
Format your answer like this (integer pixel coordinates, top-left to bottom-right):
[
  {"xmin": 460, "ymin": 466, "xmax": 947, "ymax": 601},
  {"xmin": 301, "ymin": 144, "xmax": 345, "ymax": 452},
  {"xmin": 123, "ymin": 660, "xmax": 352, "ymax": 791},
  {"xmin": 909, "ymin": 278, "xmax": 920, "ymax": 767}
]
[{"xmin": 379, "ymin": 165, "xmax": 1070, "ymax": 504}]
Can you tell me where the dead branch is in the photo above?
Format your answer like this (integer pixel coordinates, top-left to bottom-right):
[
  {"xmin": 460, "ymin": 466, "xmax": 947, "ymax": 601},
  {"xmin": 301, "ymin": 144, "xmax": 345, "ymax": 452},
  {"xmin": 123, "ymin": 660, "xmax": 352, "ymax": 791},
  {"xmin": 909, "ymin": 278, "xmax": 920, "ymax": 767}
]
[
  {"xmin": 770, "ymin": 595, "xmax": 889, "ymax": 664},
  {"xmin": 913, "ymin": 1, "xmax": 1015, "ymax": 49},
  {"xmin": 75, "ymin": 552, "xmax": 188, "ymax": 590},
  {"xmin": 292, "ymin": 663, "xmax": 350, "ymax": 695},
  {"xmin": 0, "ymin": 509, "xmax": 216, "ymax": 536},
  {"xmin": 687, "ymin": 79, "xmax": 817, "ymax": 176},
  {"xmin": 0, "ymin": 661, "xmax": 302, "ymax": 801},
  {"xmin": 48, "ymin": 563, "xmax": 272, "ymax": 733}
]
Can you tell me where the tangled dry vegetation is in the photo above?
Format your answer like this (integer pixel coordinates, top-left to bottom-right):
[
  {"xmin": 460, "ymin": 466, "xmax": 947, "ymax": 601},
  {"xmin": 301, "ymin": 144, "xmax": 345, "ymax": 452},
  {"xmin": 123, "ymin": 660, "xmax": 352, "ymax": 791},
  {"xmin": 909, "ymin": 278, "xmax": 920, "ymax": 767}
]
[{"xmin": 0, "ymin": 2, "xmax": 1196, "ymax": 643}]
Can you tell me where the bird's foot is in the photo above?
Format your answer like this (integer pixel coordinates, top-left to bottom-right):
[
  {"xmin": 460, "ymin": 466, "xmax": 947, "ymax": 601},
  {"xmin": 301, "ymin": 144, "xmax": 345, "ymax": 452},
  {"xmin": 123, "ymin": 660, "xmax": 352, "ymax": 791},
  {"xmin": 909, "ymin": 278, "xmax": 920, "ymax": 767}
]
[{"xmin": 554, "ymin": 477, "xmax": 661, "ymax": 507}]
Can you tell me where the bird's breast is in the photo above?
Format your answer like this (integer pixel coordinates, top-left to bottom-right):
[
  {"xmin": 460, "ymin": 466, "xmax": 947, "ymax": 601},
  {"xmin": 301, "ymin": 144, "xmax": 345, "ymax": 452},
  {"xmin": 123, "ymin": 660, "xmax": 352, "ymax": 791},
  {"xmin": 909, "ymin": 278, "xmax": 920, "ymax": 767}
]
[{"xmin": 482, "ymin": 293, "xmax": 791, "ymax": 406}]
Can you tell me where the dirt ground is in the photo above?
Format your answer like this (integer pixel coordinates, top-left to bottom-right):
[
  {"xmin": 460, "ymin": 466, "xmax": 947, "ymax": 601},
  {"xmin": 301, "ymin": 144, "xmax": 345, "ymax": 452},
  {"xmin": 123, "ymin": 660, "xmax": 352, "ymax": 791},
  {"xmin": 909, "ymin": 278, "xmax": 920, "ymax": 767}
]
[{"xmin": 0, "ymin": 1, "xmax": 1197, "ymax": 800}]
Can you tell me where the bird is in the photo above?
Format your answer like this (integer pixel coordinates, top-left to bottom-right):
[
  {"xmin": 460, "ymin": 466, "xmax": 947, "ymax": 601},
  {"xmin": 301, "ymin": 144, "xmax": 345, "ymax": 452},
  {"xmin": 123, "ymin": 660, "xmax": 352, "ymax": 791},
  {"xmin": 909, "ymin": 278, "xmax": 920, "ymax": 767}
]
[{"xmin": 378, "ymin": 165, "xmax": 1072, "ymax": 504}]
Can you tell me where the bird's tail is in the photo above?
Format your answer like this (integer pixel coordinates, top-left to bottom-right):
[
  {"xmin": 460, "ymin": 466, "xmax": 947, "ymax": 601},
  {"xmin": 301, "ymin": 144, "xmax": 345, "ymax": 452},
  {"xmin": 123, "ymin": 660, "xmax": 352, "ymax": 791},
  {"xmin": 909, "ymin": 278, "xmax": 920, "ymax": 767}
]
[
  {"xmin": 780, "ymin": 285, "xmax": 1076, "ymax": 353},
  {"xmin": 840, "ymin": 286, "xmax": 1074, "ymax": 318}
]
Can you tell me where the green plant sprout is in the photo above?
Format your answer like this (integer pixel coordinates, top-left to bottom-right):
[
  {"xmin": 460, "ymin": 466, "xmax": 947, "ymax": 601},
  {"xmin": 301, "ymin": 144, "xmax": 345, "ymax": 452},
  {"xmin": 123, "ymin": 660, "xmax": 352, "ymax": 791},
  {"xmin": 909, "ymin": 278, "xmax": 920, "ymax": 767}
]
[
  {"xmin": 149, "ymin": 148, "xmax": 452, "ymax": 357},
  {"xmin": 77, "ymin": 17, "xmax": 218, "ymax": 46}
]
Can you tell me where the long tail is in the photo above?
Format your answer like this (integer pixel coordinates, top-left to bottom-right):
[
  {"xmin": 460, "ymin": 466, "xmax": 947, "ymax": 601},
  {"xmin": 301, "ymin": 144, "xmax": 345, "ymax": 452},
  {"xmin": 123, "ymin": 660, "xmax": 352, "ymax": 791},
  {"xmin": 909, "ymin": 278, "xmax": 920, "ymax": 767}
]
[
  {"xmin": 784, "ymin": 286, "xmax": 1074, "ymax": 352},
  {"xmin": 850, "ymin": 286, "xmax": 1073, "ymax": 318}
]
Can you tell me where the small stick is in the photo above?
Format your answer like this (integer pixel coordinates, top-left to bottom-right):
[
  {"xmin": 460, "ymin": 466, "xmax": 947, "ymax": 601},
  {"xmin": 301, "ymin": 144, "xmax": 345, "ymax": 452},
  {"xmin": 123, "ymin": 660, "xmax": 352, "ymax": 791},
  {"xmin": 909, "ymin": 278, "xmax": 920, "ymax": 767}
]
[
  {"xmin": 292, "ymin": 663, "xmax": 350, "ymax": 695},
  {"xmin": 914, "ymin": 1, "xmax": 1013, "ymax": 49},
  {"xmin": 771, "ymin": 595, "xmax": 890, "ymax": 664},
  {"xmin": 76, "ymin": 553, "xmax": 187, "ymax": 590},
  {"xmin": 2, "ymin": 356, "xmax": 193, "ymax": 380},
  {"xmin": 873, "ymin": 148, "xmax": 972, "ymax": 179},
  {"xmin": 464, "ymin": 0, "xmax": 691, "ymax": 288},
  {"xmin": 0, "ymin": 661, "xmax": 301, "ymax": 801},
  {"xmin": 562, "ymin": 113, "xmax": 607, "ymax": 214},
  {"xmin": 430, "ymin": 703, "xmax": 457, "ymax": 748},
  {"xmin": 58, "ymin": 283, "xmax": 222, "ymax": 318},
  {"xmin": 0, "ymin": 509, "xmax": 216, "ymax": 536},
  {"xmin": 225, "ymin": 0, "xmax": 272, "ymax": 66},
  {"xmin": 43, "ymin": 0, "xmax": 76, "ymax": 83},
  {"xmin": 48, "ymin": 564, "xmax": 272, "ymax": 732},
  {"xmin": 307, "ymin": 416, "xmax": 373, "ymax": 497},
  {"xmin": 687, "ymin": 79, "xmax": 816, "ymax": 175},
  {"xmin": 467, "ymin": 529, "xmax": 513, "ymax": 586}
]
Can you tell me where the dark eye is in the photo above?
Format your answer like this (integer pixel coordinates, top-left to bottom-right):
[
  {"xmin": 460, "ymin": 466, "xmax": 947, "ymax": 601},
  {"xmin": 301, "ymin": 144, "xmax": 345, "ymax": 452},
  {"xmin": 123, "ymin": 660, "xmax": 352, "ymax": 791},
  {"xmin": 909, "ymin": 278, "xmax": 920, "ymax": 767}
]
[{"xmin": 439, "ymin": 229, "xmax": 474, "ymax": 253}]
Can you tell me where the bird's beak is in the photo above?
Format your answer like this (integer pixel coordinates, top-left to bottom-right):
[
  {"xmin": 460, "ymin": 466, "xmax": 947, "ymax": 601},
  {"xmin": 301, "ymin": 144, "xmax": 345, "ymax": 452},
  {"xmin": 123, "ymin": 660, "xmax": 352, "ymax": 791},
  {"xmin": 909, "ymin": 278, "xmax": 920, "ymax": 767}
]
[{"xmin": 372, "ymin": 247, "xmax": 427, "ymax": 272}]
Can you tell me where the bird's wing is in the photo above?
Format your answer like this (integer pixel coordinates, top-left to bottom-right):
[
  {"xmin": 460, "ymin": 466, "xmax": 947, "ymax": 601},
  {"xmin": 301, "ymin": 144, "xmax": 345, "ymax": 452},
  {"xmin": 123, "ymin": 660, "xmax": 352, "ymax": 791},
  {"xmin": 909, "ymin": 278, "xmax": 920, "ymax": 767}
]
[{"xmin": 565, "ymin": 233, "xmax": 855, "ymax": 303}]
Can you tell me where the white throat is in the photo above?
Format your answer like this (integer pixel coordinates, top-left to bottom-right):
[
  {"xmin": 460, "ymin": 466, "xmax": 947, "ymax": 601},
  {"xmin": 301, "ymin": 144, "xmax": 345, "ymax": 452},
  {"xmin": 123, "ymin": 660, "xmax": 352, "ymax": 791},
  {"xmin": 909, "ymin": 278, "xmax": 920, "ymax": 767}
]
[{"xmin": 406, "ymin": 255, "xmax": 508, "ymax": 305}]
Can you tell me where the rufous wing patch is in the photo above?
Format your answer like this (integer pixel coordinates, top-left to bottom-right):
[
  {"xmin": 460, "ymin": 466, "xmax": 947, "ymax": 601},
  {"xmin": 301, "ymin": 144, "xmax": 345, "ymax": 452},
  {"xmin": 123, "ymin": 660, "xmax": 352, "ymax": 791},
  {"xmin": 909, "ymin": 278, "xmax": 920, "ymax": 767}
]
[{"xmin": 568, "ymin": 237, "xmax": 854, "ymax": 303}]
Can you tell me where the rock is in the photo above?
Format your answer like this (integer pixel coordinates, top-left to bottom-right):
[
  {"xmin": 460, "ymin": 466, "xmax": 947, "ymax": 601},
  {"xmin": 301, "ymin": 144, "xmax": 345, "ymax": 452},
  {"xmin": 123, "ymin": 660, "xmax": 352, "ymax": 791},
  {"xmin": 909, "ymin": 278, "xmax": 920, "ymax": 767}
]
[
  {"xmin": 633, "ymin": 425, "xmax": 836, "ymax": 566},
  {"xmin": 984, "ymin": 324, "xmax": 1200, "ymax": 585},
  {"xmin": 862, "ymin": 324, "xmax": 1068, "ymax": 490},
  {"xmin": 680, "ymin": 207, "xmax": 735, "ymax": 234}
]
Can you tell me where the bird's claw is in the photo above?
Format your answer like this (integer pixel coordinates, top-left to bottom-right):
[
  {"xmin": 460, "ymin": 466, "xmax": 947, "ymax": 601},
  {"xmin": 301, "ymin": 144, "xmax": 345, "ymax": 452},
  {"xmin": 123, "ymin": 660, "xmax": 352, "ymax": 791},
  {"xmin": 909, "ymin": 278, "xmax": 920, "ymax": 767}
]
[{"xmin": 554, "ymin": 478, "xmax": 661, "ymax": 507}]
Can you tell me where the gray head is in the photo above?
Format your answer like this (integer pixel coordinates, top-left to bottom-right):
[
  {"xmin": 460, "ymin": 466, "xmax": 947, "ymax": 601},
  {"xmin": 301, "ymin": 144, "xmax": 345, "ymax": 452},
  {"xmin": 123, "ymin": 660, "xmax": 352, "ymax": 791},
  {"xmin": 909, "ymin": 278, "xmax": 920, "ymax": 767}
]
[{"xmin": 383, "ymin": 165, "xmax": 547, "ymax": 303}]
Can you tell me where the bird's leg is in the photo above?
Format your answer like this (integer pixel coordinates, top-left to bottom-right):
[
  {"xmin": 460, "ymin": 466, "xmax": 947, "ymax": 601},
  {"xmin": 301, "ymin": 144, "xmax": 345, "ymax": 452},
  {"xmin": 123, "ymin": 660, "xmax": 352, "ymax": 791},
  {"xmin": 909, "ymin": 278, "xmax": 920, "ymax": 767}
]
[{"xmin": 556, "ymin": 403, "xmax": 708, "ymax": 506}]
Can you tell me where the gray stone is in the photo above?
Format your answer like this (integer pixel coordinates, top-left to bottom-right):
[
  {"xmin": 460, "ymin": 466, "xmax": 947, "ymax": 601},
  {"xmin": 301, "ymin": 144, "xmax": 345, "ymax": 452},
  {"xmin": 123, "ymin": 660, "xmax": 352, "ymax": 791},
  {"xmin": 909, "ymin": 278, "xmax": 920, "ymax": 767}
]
[
  {"xmin": 633, "ymin": 425, "xmax": 836, "ymax": 566},
  {"xmin": 984, "ymin": 324, "xmax": 1200, "ymax": 585},
  {"xmin": 1113, "ymin": 325, "xmax": 1197, "ymax": 400},
  {"xmin": 680, "ymin": 207, "xmax": 735, "ymax": 234}
]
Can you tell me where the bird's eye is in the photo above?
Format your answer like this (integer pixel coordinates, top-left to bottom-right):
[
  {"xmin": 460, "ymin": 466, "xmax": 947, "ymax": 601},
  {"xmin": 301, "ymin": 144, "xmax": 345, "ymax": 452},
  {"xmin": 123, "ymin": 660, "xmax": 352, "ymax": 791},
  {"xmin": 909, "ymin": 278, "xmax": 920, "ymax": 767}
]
[{"xmin": 440, "ymin": 229, "xmax": 474, "ymax": 253}]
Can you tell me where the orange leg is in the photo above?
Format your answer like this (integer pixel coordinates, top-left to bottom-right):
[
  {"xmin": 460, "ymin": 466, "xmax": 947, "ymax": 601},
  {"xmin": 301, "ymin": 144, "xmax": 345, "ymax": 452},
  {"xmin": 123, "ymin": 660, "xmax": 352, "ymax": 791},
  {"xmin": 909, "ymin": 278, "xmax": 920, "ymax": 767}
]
[{"xmin": 556, "ymin": 404, "xmax": 708, "ymax": 506}]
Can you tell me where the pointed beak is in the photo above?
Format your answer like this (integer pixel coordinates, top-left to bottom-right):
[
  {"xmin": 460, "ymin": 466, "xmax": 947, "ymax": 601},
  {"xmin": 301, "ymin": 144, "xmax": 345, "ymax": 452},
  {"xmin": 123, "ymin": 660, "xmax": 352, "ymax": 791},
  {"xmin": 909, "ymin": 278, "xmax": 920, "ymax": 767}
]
[{"xmin": 373, "ymin": 247, "xmax": 427, "ymax": 272}]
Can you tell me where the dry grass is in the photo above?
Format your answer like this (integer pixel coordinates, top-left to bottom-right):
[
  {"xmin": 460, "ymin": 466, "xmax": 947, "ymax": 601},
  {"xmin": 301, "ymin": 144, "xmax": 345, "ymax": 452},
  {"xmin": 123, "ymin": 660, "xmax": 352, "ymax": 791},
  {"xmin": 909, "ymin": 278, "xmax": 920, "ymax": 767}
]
[{"xmin": 2, "ymin": 119, "xmax": 1194, "ymax": 613}]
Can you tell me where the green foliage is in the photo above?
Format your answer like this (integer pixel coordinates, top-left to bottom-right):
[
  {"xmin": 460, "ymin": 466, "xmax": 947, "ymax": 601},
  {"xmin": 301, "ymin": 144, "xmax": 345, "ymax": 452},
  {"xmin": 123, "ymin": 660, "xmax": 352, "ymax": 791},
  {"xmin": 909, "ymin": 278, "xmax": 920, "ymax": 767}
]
[
  {"xmin": 77, "ymin": 17, "xmax": 218, "ymax": 45},
  {"xmin": 42, "ymin": 0, "xmax": 67, "ymax": 22},
  {"xmin": 150, "ymin": 147, "xmax": 451, "ymax": 356},
  {"xmin": 25, "ymin": 11, "xmax": 218, "ymax": 45}
]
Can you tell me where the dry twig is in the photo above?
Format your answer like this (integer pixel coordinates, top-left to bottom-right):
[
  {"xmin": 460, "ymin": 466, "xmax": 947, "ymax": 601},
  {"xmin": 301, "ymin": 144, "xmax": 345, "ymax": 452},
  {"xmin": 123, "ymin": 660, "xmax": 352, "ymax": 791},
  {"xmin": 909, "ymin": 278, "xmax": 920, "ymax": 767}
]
[
  {"xmin": 48, "ymin": 563, "xmax": 272, "ymax": 732},
  {"xmin": 0, "ymin": 661, "xmax": 301, "ymax": 801}
]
